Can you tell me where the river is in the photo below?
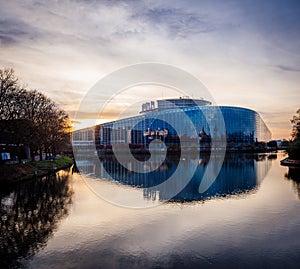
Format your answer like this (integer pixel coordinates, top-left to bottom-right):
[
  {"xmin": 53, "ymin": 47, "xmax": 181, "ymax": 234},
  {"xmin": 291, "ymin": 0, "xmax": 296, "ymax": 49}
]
[{"xmin": 1, "ymin": 151, "xmax": 300, "ymax": 268}]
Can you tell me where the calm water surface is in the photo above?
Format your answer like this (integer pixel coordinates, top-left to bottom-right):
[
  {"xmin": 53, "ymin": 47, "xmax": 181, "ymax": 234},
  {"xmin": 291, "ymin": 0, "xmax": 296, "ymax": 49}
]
[{"xmin": 1, "ymin": 152, "xmax": 300, "ymax": 268}]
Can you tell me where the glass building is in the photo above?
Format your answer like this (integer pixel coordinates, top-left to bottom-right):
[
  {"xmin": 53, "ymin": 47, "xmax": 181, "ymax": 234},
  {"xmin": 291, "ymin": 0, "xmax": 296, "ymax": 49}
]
[{"xmin": 73, "ymin": 97, "xmax": 271, "ymax": 150}]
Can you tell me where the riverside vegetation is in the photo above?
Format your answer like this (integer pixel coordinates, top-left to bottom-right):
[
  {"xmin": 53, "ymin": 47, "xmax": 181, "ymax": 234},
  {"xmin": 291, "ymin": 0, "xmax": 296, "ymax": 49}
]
[
  {"xmin": 0, "ymin": 156, "xmax": 73, "ymax": 184},
  {"xmin": 0, "ymin": 68, "xmax": 72, "ymax": 182},
  {"xmin": 286, "ymin": 109, "xmax": 300, "ymax": 160},
  {"xmin": 0, "ymin": 68, "xmax": 71, "ymax": 160}
]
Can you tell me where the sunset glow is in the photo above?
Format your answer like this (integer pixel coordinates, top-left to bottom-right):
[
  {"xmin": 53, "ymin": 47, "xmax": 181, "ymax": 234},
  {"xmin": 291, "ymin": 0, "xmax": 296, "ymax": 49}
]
[{"xmin": 1, "ymin": 1, "xmax": 299, "ymax": 138}]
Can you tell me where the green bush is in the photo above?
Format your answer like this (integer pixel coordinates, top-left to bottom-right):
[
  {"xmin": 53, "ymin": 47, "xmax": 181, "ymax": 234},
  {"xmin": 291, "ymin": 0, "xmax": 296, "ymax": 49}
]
[
  {"xmin": 286, "ymin": 140, "xmax": 300, "ymax": 160},
  {"xmin": 53, "ymin": 156, "xmax": 73, "ymax": 168}
]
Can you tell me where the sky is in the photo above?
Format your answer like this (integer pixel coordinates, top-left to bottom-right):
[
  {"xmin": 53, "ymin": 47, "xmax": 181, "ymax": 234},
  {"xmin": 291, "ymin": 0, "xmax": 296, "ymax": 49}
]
[{"xmin": 0, "ymin": 0, "xmax": 299, "ymax": 139}]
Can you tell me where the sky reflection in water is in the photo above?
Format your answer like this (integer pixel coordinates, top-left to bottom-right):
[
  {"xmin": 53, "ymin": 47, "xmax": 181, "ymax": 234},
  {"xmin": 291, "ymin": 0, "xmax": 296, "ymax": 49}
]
[{"xmin": 1, "ymin": 152, "xmax": 300, "ymax": 268}]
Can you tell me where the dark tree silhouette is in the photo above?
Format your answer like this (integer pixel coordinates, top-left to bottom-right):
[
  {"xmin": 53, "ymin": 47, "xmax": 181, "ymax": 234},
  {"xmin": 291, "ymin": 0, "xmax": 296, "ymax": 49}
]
[
  {"xmin": 0, "ymin": 68, "xmax": 71, "ymax": 159},
  {"xmin": 0, "ymin": 68, "xmax": 19, "ymax": 119},
  {"xmin": 291, "ymin": 108, "xmax": 300, "ymax": 141},
  {"xmin": 285, "ymin": 168, "xmax": 300, "ymax": 200},
  {"xmin": 286, "ymin": 109, "xmax": 300, "ymax": 160}
]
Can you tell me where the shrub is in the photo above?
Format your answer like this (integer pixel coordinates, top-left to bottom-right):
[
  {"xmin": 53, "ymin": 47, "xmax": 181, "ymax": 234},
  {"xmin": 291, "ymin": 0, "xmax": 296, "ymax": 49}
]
[{"xmin": 286, "ymin": 140, "xmax": 300, "ymax": 160}]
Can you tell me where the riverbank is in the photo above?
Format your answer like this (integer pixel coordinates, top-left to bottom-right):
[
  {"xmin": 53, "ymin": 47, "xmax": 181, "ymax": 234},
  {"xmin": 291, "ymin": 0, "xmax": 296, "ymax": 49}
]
[
  {"xmin": 280, "ymin": 157, "xmax": 300, "ymax": 168},
  {"xmin": 94, "ymin": 147, "xmax": 274, "ymax": 156},
  {"xmin": 0, "ymin": 156, "xmax": 74, "ymax": 184}
]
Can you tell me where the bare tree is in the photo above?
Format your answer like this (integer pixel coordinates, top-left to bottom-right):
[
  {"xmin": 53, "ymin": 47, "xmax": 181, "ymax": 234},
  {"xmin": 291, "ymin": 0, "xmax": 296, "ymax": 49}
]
[
  {"xmin": 0, "ymin": 68, "xmax": 19, "ymax": 119},
  {"xmin": 0, "ymin": 68, "xmax": 71, "ymax": 160}
]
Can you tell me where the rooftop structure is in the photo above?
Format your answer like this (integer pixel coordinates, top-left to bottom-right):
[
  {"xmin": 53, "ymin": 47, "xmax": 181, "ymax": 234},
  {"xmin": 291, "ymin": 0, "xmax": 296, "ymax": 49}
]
[{"xmin": 140, "ymin": 96, "xmax": 211, "ymax": 113}]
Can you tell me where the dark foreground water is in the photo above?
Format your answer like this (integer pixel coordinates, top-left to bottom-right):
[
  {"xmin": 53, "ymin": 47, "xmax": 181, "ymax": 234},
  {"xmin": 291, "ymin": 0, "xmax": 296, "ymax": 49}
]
[{"xmin": 1, "ymin": 152, "xmax": 300, "ymax": 268}]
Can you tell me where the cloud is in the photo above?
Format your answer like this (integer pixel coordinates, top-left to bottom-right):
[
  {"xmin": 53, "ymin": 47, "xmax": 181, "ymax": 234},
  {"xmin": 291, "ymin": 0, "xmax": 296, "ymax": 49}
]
[
  {"xmin": 274, "ymin": 65, "xmax": 300, "ymax": 73},
  {"xmin": 0, "ymin": 34, "xmax": 15, "ymax": 45},
  {"xmin": 0, "ymin": 17, "xmax": 41, "ymax": 45},
  {"xmin": 0, "ymin": 0, "xmax": 299, "ymax": 138},
  {"xmin": 132, "ymin": 7, "xmax": 216, "ymax": 38}
]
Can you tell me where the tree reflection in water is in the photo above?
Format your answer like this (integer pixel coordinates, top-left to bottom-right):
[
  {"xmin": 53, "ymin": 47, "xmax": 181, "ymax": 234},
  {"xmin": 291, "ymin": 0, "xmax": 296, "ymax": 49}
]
[
  {"xmin": 0, "ymin": 171, "xmax": 73, "ymax": 269},
  {"xmin": 285, "ymin": 168, "xmax": 300, "ymax": 199}
]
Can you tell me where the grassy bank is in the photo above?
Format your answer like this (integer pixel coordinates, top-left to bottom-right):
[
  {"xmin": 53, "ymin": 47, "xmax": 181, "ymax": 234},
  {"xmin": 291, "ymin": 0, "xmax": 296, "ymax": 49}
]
[
  {"xmin": 30, "ymin": 156, "xmax": 74, "ymax": 170},
  {"xmin": 0, "ymin": 156, "xmax": 73, "ymax": 184}
]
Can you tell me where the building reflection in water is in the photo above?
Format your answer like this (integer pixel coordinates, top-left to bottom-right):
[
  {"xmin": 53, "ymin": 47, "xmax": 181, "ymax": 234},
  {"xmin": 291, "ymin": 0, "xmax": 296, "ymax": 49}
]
[
  {"xmin": 76, "ymin": 153, "xmax": 272, "ymax": 202},
  {"xmin": 0, "ymin": 171, "xmax": 73, "ymax": 269},
  {"xmin": 285, "ymin": 168, "xmax": 300, "ymax": 200}
]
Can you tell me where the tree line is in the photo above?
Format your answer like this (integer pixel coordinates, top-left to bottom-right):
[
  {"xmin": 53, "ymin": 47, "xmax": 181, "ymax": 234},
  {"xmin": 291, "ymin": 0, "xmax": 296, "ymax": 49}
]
[
  {"xmin": 287, "ymin": 108, "xmax": 300, "ymax": 159},
  {"xmin": 0, "ymin": 68, "xmax": 71, "ymax": 160}
]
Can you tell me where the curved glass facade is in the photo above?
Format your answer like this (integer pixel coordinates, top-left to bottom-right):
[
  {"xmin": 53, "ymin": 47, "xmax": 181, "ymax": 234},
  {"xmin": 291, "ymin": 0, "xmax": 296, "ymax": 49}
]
[{"xmin": 93, "ymin": 105, "xmax": 271, "ymax": 147}]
